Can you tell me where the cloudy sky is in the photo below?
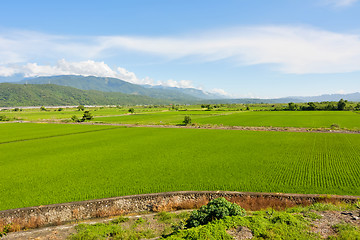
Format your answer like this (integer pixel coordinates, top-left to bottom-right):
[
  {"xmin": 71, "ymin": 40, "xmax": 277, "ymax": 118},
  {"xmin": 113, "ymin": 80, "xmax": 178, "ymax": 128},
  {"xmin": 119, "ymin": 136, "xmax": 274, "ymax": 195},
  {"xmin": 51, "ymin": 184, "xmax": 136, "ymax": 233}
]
[{"xmin": 1, "ymin": 0, "xmax": 360, "ymax": 98}]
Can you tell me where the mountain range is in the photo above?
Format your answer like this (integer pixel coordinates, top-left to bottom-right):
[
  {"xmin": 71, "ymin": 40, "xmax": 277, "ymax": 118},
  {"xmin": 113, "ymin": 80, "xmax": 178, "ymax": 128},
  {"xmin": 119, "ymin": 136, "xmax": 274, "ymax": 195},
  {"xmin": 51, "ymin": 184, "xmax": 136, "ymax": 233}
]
[
  {"xmin": 0, "ymin": 83, "xmax": 168, "ymax": 107},
  {"xmin": 0, "ymin": 75, "xmax": 359, "ymax": 106},
  {"xmin": 17, "ymin": 75, "xmax": 225, "ymax": 101}
]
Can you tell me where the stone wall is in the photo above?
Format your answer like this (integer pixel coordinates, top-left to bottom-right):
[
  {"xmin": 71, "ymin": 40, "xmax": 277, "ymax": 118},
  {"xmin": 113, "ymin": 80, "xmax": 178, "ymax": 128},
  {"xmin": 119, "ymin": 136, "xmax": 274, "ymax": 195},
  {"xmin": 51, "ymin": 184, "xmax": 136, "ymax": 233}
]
[{"xmin": 1, "ymin": 191, "xmax": 359, "ymax": 231}]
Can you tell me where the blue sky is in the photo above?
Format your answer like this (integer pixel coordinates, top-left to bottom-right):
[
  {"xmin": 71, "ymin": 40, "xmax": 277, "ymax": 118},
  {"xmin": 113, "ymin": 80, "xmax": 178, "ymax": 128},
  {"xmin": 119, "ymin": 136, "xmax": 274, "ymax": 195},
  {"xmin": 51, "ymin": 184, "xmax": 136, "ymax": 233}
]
[{"xmin": 1, "ymin": 0, "xmax": 360, "ymax": 98}]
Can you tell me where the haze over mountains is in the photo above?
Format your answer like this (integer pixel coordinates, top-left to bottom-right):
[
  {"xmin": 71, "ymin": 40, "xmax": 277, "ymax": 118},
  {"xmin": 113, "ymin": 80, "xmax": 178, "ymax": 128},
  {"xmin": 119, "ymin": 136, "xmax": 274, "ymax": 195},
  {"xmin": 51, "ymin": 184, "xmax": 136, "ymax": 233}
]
[
  {"xmin": 0, "ymin": 75, "xmax": 359, "ymax": 106},
  {"xmin": 16, "ymin": 75, "xmax": 225, "ymax": 101}
]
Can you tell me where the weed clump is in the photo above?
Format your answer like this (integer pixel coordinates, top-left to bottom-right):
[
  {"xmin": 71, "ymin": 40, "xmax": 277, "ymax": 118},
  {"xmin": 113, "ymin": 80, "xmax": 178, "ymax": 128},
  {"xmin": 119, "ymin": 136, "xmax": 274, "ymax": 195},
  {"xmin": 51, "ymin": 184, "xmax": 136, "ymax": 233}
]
[{"xmin": 185, "ymin": 197, "xmax": 246, "ymax": 228}]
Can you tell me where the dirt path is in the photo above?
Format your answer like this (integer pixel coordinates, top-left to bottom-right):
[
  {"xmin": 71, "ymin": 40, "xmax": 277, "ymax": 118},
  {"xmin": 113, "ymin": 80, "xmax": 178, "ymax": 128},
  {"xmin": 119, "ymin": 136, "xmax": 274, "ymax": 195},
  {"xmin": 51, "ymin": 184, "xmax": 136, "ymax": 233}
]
[
  {"xmin": 10, "ymin": 120, "xmax": 360, "ymax": 134},
  {"xmin": 3, "ymin": 210, "xmax": 188, "ymax": 240},
  {"xmin": 3, "ymin": 210, "xmax": 360, "ymax": 239}
]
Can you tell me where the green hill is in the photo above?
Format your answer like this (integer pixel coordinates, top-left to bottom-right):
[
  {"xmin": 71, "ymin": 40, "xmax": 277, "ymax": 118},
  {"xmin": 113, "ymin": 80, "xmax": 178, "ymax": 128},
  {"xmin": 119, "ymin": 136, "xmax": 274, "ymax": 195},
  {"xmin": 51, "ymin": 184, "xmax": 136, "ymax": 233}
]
[
  {"xmin": 19, "ymin": 75, "xmax": 203, "ymax": 101},
  {"xmin": 0, "ymin": 83, "xmax": 172, "ymax": 107}
]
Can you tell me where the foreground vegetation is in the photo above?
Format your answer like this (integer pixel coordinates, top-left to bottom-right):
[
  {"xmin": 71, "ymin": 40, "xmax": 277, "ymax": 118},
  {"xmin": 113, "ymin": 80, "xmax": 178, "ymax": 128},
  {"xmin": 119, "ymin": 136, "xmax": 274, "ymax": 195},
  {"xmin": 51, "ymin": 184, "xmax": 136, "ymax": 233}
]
[
  {"xmin": 1, "ymin": 123, "xmax": 360, "ymax": 211},
  {"xmin": 66, "ymin": 199, "xmax": 360, "ymax": 239}
]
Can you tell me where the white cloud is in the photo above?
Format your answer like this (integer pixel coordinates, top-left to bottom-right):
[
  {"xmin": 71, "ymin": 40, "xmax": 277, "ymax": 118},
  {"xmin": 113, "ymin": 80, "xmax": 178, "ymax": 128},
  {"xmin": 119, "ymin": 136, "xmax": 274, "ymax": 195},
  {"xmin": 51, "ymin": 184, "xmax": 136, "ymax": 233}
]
[
  {"xmin": 208, "ymin": 88, "xmax": 232, "ymax": 97},
  {"xmin": 325, "ymin": 0, "xmax": 359, "ymax": 7},
  {"xmin": 0, "ymin": 30, "xmax": 102, "ymax": 65},
  {"xmin": 2, "ymin": 25, "xmax": 360, "ymax": 75},
  {"xmin": 156, "ymin": 79, "xmax": 194, "ymax": 88},
  {"xmin": 1, "ymin": 60, "xmax": 119, "ymax": 78},
  {"xmin": 99, "ymin": 26, "xmax": 360, "ymax": 74},
  {"xmin": 0, "ymin": 59, "xmax": 198, "ymax": 89}
]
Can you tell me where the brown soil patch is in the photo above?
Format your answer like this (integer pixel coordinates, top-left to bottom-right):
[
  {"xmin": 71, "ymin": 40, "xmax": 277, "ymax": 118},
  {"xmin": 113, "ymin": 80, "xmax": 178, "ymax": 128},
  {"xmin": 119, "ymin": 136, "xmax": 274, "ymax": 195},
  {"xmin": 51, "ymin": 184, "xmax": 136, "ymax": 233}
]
[{"xmin": 11, "ymin": 121, "xmax": 360, "ymax": 134}]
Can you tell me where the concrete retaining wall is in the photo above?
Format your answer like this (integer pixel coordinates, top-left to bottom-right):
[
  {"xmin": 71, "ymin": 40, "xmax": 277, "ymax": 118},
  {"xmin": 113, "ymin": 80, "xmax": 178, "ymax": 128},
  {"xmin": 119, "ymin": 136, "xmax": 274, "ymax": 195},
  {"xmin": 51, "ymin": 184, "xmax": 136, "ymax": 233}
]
[{"xmin": 1, "ymin": 191, "xmax": 359, "ymax": 231}]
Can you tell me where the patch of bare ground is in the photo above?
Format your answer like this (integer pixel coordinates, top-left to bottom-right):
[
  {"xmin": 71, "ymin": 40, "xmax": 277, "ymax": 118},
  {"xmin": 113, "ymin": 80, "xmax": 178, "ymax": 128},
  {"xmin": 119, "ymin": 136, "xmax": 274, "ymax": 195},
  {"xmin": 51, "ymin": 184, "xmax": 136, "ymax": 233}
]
[
  {"xmin": 12, "ymin": 120, "xmax": 360, "ymax": 134},
  {"xmin": 2, "ymin": 210, "xmax": 190, "ymax": 240},
  {"xmin": 4, "ymin": 209, "xmax": 360, "ymax": 240},
  {"xmin": 227, "ymin": 226, "xmax": 253, "ymax": 239},
  {"xmin": 311, "ymin": 210, "xmax": 360, "ymax": 238}
]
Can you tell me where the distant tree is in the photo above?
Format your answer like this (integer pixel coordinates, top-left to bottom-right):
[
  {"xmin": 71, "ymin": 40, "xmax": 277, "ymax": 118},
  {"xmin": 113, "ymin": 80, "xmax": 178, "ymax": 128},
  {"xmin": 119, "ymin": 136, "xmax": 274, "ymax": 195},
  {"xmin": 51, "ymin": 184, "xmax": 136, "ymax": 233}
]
[
  {"xmin": 355, "ymin": 103, "xmax": 360, "ymax": 111},
  {"xmin": 201, "ymin": 104, "xmax": 213, "ymax": 110},
  {"xmin": 57, "ymin": 107, "xmax": 64, "ymax": 111},
  {"xmin": 288, "ymin": 102, "xmax": 297, "ymax": 111},
  {"xmin": 71, "ymin": 115, "xmax": 80, "ymax": 122},
  {"xmin": 337, "ymin": 99, "xmax": 346, "ymax": 111},
  {"xmin": 325, "ymin": 103, "xmax": 335, "ymax": 111},
  {"xmin": 128, "ymin": 108, "xmax": 135, "ymax": 114},
  {"xmin": 13, "ymin": 108, "xmax": 21, "ymax": 112},
  {"xmin": 307, "ymin": 102, "xmax": 317, "ymax": 111},
  {"xmin": 183, "ymin": 115, "xmax": 192, "ymax": 125},
  {"xmin": 40, "ymin": 106, "xmax": 47, "ymax": 111},
  {"xmin": 81, "ymin": 111, "xmax": 93, "ymax": 121},
  {"xmin": 0, "ymin": 115, "xmax": 9, "ymax": 121},
  {"xmin": 246, "ymin": 106, "xmax": 250, "ymax": 111},
  {"xmin": 77, "ymin": 105, "xmax": 85, "ymax": 111}
]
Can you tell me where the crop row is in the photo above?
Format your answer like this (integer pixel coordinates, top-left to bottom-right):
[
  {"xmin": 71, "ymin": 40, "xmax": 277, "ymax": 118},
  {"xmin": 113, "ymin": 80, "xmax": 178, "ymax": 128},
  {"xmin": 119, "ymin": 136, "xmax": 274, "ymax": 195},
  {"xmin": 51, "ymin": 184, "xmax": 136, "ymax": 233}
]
[{"xmin": 1, "ymin": 123, "xmax": 359, "ymax": 210}]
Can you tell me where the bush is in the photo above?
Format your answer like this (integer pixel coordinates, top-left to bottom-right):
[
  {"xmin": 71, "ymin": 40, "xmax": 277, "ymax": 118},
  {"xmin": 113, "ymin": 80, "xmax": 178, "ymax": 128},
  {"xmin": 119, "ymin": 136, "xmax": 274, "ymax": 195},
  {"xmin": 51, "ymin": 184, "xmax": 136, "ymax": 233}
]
[
  {"xmin": 183, "ymin": 116, "xmax": 192, "ymax": 125},
  {"xmin": 128, "ymin": 108, "xmax": 135, "ymax": 114},
  {"xmin": 0, "ymin": 115, "xmax": 9, "ymax": 121},
  {"xmin": 82, "ymin": 111, "xmax": 93, "ymax": 121},
  {"xmin": 40, "ymin": 106, "xmax": 47, "ymax": 111},
  {"xmin": 77, "ymin": 105, "xmax": 85, "ymax": 111},
  {"xmin": 71, "ymin": 115, "xmax": 80, "ymax": 122},
  {"xmin": 186, "ymin": 198, "xmax": 246, "ymax": 228}
]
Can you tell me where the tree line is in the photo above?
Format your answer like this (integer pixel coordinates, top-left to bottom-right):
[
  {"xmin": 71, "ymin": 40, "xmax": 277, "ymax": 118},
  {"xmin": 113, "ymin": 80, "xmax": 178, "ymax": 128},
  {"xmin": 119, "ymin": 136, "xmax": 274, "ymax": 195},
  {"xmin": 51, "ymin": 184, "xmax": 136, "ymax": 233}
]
[{"xmin": 284, "ymin": 99, "xmax": 359, "ymax": 111}]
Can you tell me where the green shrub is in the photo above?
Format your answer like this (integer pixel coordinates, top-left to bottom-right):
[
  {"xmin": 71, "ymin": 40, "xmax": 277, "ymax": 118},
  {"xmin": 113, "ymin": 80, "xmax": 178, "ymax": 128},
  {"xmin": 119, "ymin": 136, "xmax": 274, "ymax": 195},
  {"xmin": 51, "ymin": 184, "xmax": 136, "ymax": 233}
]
[
  {"xmin": 186, "ymin": 198, "xmax": 245, "ymax": 228},
  {"xmin": 82, "ymin": 111, "xmax": 93, "ymax": 121},
  {"xmin": 77, "ymin": 105, "xmax": 85, "ymax": 111},
  {"xmin": 71, "ymin": 115, "xmax": 80, "ymax": 122},
  {"xmin": 183, "ymin": 116, "xmax": 192, "ymax": 125},
  {"xmin": 0, "ymin": 115, "xmax": 9, "ymax": 121}
]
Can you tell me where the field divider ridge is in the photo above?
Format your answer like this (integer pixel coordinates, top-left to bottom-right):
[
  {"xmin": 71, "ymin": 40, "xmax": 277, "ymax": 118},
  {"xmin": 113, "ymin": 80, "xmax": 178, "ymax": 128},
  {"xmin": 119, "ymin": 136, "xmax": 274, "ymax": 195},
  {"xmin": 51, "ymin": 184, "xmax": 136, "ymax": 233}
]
[{"xmin": 1, "ymin": 191, "xmax": 359, "ymax": 232}]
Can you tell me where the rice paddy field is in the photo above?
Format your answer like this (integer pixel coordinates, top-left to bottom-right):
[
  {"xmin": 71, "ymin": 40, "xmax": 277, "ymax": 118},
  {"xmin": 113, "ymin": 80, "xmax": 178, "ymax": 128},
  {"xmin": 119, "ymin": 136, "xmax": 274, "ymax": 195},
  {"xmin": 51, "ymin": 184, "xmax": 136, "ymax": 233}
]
[
  {"xmin": 95, "ymin": 110, "xmax": 229, "ymax": 125},
  {"xmin": 1, "ymin": 122, "xmax": 360, "ymax": 211},
  {"xmin": 194, "ymin": 111, "xmax": 360, "ymax": 129},
  {"xmin": 2, "ymin": 106, "xmax": 360, "ymax": 130},
  {"xmin": 95, "ymin": 110, "xmax": 360, "ymax": 130}
]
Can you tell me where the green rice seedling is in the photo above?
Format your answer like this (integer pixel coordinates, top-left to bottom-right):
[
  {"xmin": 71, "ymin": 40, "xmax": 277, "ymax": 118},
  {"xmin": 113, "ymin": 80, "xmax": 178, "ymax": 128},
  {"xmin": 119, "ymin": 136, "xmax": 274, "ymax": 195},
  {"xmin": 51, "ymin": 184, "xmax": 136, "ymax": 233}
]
[{"xmin": 1, "ymin": 123, "xmax": 360, "ymax": 210}]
